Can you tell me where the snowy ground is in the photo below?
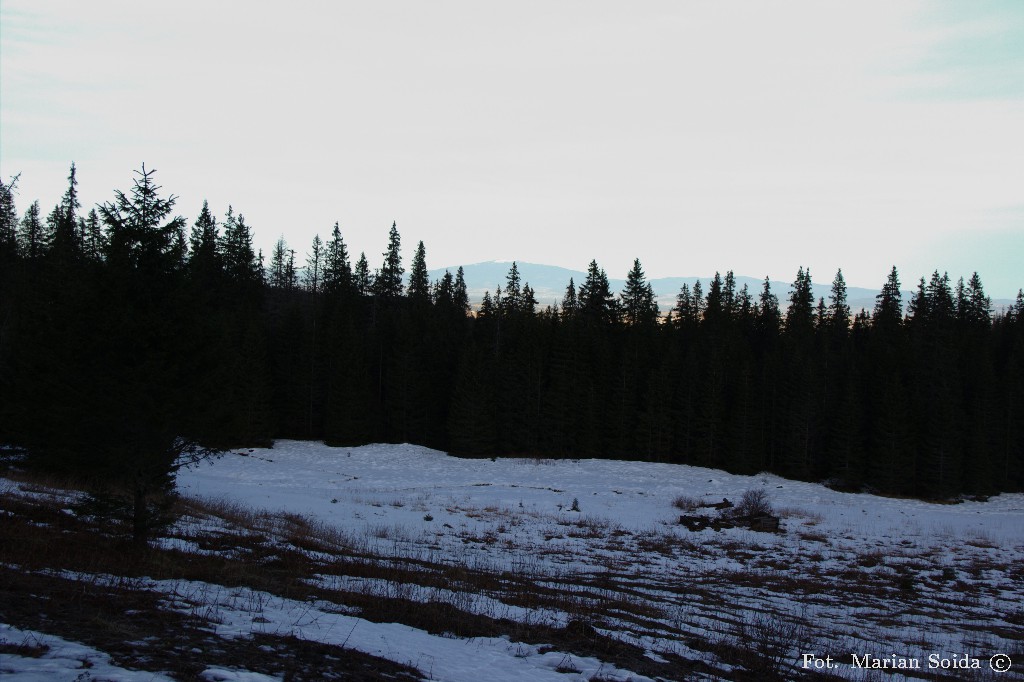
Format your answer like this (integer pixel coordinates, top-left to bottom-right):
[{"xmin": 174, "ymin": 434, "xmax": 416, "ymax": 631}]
[{"xmin": 3, "ymin": 441, "xmax": 1023, "ymax": 680}]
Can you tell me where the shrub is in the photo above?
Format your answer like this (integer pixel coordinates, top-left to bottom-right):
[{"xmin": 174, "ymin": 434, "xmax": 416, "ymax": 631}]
[
  {"xmin": 672, "ymin": 494, "xmax": 701, "ymax": 512},
  {"xmin": 735, "ymin": 489, "xmax": 773, "ymax": 517}
]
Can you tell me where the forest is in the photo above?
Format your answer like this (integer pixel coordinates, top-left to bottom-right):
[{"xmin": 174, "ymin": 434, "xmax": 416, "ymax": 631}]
[{"xmin": 1, "ymin": 164, "xmax": 1022, "ymax": 519}]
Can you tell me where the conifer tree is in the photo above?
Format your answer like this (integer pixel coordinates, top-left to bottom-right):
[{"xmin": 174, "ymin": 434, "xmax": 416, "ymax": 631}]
[
  {"xmin": 755, "ymin": 277, "xmax": 780, "ymax": 339},
  {"xmin": 621, "ymin": 258, "xmax": 657, "ymax": 326},
  {"xmin": 454, "ymin": 266, "xmax": 470, "ymax": 314},
  {"xmin": 561, "ymin": 278, "xmax": 579, "ymax": 319},
  {"xmin": 304, "ymin": 235, "xmax": 324, "ymax": 293},
  {"xmin": 323, "ymin": 222, "xmax": 353, "ymax": 294},
  {"xmin": 93, "ymin": 165, "xmax": 207, "ymax": 539},
  {"xmin": 407, "ymin": 240, "xmax": 430, "ymax": 302},
  {"xmin": 220, "ymin": 207, "xmax": 261, "ymax": 284},
  {"xmin": 691, "ymin": 280, "xmax": 706, "ymax": 323},
  {"xmin": 100, "ymin": 165, "xmax": 186, "ymax": 272},
  {"xmin": 354, "ymin": 252, "xmax": 373, "ymax": 295},
  {"xmin": 578, "ymin": 260, "xmax": 617, "ymax": 324},
  {"xmin": 815, "ymin": 297, "xmax": 827, "ymax": 329},
  {"xmin": 963, "ymin": 272, "xmax": 991, "ymax": 327},
  {"xmin": 873, "ymin": 266, "xmax": 903, "ymax": 330},
  {"xmin": 926, "ymin": 271, "xmax": 955, "ymax": 324},
  {"xmin": 521, "ymin": 283, "xmax": 538, "ymax": 315},
  {"xmin": 188, "ymin": 200, "xmax": 220, "ymax": 278},
  {"xmin": 269, "ymin": 237, "xmax": 288, "ymax": 289},
  {"xmin": 285, "ymin": 249, "xmax": 298, "ymax": 291},
  {"xmin": 49, "ymin": 163, "xmax": 82, "ymax": 260},
  {"xmin": 433, "ymin": 270, "xmax": 455, "ymax": 306},
  {"xmin": 827, "ymin": 269, "xmax": 851, "ymax": 334},
  {"xmin": 502, "ymin": 262, "xmax": 522, "ymax": 314},
  {"xmin": 79, "ymin": 208, "xmax": 105, "ymax": 261},
  {"xmin": 479, "ymin": 290, "xmax": 495, "ymax": 318},
  {"xmin": 672, "ymin": 283, "xmax": 692, "ymax": 327},
  {"xmin": 0, "ymin": 174, "xmax": 19, "ymax": 260},
  {"xmin": 373, "ymin": 221, "xmax": 404, "ymax": 298},
  {"xmin": 724, "ymin": 270, "xmax": 738, "ymax": 318},
  {"xmin": 737, "ymin": 283, "xmax": 753, "ymax": 326},
  {"xmin": 785, "ymin": 266, "xmax": 815, "ymax": 334},
  {"xmin": 704, "ymin": 272, "xmax": 725, "ymax": 326},
  {"xmin": 18, "ymin": 201, "xmax": 44, "ymax": 260}
]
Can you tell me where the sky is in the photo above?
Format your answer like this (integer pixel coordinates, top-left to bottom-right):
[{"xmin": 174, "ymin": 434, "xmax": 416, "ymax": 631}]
[{"xmin": 2, "ymin": 1, "xmax": 1023, "ymax": 297}]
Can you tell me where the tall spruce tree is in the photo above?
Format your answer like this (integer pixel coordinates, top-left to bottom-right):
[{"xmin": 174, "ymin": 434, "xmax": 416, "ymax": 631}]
[
  {"xmin": 785, "ymin": 266, "xmax": 815, "ymax": 334},
  {"xmin": 18, "ymin": 201, "xmax": 45, "ymax": 260},
  {"xmin": 561, "ymin": 278, "xmax": 580, "ymax": 319},
  {"xmin": 93, "ymin": 166, "xmax": 213, "ymax": 539},
  {"xmin": 220, "ymin": 207, "xmax": 261, "ymax": 285},
  {"xmin": 578, "ymin": 260, "xmax": 617, "ymax": 325},
  {"xmin": 323, "ymin": 222, "xmax": 353, "ymax": 294},
  {"xmin": 269, "ymin": 237, "xmax": 289, "ymax": 289},
  {"xmin": 407, "ymin": 240, "xmax": 430, "ymax": 302},
  {"xmin": 49, "ymin": 163, "xmax": 82, "ymax": 261},
  {"xmin": 621, "ymin": 258, "xmax": 657, "ymax": 326},
  {"xmin": 374, "ymin": 221, "xmax": 404, "ymax": 299},
  {"xmin": 873, "ymin": 266, "xmax": 903, "ymax": 330},
  {"xmin": 188, "ymin": 200, "xmax": 220, "ymax": 280},
  {"xmin": 454, "ymin": 266, "xmax": 470, "ymax": 314},
  {"xmin": 0, "ymin": 174, "xmax": 19, "ymax": 260},
  {"xmin": 305, "ymin": 235, "xmax": 324, "ymax": 294},
  {"xmin": 827, "ymin": 269, "xmax": 850, "ymax": 334},
  {"xmin": 79, "ymin": 208, "xmax": 105, "ymax": 262},
  {"xmin": 354, "ymin": 252, "xmax": 373, "ymax": 295}
]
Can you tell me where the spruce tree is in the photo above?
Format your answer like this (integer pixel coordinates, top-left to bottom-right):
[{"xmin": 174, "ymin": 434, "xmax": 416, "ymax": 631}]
[
  {"xmin": 373, "ymin": 221, "xmax": 404, "ymax": 298},
  {"xmin": 561, "ymin": 278, "xmax": 579, "ymax": 319},
  {"xmin": 963, "ymin": 272, "xmax": 992, "ymax": 327},
  {"xmin": 18, "ymin": 201, "xmax": 44, "ymax": 260},
  {"xmin": 79, "ymin": 208, "xmax": 105, "ymax": 262},
  {"xmin": 502, "ymin": 262, "xmax": 522, "ymax": 314},
  {"xmin": 220, "ymin": 207, "xmax": 261, "ymax": 285},
  {"xmin": 269, "ymin": 237, "xmax": 288, "ymax": 289},
  {"xmin": 691, "ymin": 280, "xmax": 706, "ymax": 323},
  {"xmin": 521, "ymin": 283, "xmax": 538, "ymax": 315},
  {"xmin": 407, "ymin": 240, "xmax": 430, "ymax": 302},
  {"xmin": 755, "ymin": 277, "xmax": 781, "ymax": 340},
  {"xmin": 454, "ymin": 266, "xmax": 470, "ymax": 314},
  {"xmin": 672, "ymin": 283, "xmax": 692, "ymax": 328},
  {"xmin": 0, "ymin": 174, "xmax": 19, "ymax": 260},
  {"xmin": 785, "ymin": 266, "xmax": 815, "ymax": 334},
  {"xmin": 354, "ymin": 252, "xmax": 373, "ymax": 295},
  {"xmin": 49, "ymin": 163, "xmax": 82, "ymax": 260},
  {"xmin": 323, "ymin": 222, "xmax": 353, "ymax": 294},
  {"xmin": 578, "ymin": 260, "xmax": 616, "ymax": 325},
  {"xmin": 188, "ymin": 200, "xmax": 220, "ymax": 279},
  {"xmin": 621, "ymin": 258, "xmax": 657, "ymax": 326},
  {"xmin": 304, "ymin": 234, "xmax": 324, "ymax": 293},
  {"xmin": 703, "ymin": 272, "xmax": 725, "ymax": 326},
  {"xmin": 873, "ymin": 266, "xmax": 903, "ymax": 331},
  {"xmin": 827, "ymin": 269, "xmax": 850, "ymax": 334},
  {"xmin": 94, "ymin": 165, "xmax": 211, "ymax": 539},
  {"xmin": 285, "ymin": 249, "xmax": 298, "ymax": 291},
  {"xmin": 433, "ymin": 270, "xmax": 455, "ymax": 307}
]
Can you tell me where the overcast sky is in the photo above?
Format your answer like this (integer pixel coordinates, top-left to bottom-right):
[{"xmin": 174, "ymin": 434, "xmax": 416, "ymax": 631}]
[{"xmin": 2, "ymin": 1, "xmax": 1022, "ymax": 296}]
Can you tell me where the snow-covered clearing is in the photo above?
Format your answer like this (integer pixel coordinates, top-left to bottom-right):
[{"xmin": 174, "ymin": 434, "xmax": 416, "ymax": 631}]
[{"xmin": 3, "ymin": 441, "xmax": 1023, "ymax": 680}]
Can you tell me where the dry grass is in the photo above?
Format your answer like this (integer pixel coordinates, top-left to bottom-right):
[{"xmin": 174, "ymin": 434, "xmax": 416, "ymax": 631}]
[{"xmin": 0, "ymin": 470, "xmax": 703, "ymax": 680}]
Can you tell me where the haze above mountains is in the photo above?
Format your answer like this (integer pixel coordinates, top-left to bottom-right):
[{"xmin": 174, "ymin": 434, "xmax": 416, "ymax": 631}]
[{"xmin": 428, "ymin": 261, "xmax": 1017, "ymax": 314}]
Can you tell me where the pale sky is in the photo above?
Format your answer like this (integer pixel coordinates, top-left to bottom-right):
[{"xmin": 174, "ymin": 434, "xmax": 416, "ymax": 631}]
[{"xmin": 2, "ymin": 1, "xmax": 1022, "ymax": 296}]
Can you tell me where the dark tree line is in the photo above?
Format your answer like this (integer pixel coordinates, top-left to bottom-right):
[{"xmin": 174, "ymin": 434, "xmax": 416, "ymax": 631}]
[{"xmin": 1, "ymin": 166, "xmax": 1023, "ymax": 504}]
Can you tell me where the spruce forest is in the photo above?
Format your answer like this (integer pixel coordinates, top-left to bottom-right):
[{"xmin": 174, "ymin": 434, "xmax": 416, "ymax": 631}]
[{"xmin": 2, "ymin": 165, "xmax": 1023, "ymax": 506}]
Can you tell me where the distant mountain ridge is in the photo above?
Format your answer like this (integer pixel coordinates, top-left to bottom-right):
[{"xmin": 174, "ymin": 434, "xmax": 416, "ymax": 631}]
[{"xmin": 427, "ymin": 260, "xmax": 960, "ymax": 314}]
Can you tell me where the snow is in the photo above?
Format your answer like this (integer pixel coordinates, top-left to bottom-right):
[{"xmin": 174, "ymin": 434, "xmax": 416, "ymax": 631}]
[
  {"xmin": 0, "ymin": 624, "xmax": 174, "ymax": 681},
  {"xmin": 5, "ymin": 440, "xmax": 1024, "ymax": 680}
]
